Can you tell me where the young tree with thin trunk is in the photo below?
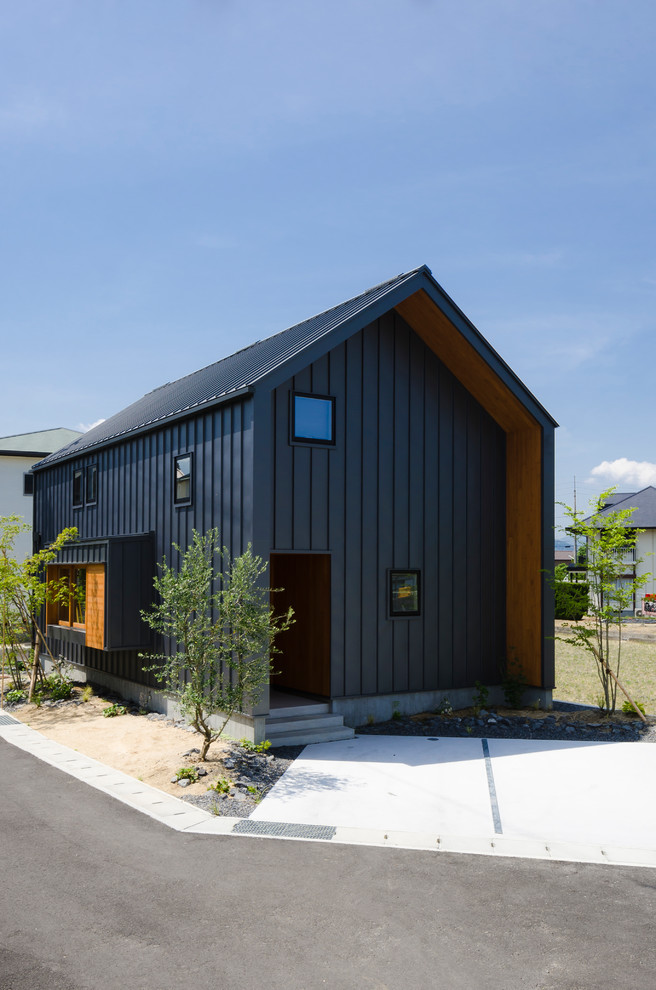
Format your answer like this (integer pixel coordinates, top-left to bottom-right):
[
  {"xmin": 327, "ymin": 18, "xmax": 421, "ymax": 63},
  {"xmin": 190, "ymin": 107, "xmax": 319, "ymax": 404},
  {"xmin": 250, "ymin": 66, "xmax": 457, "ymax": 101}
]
[
  {"xmin": 140, "ymin": 529, "xmax": 294, "ymax": 759},
  {"xmin": 0, "ymin": 517, "xmax": 78, "ymax": 704},
  {"xmin": 559, "ymin": 490, "xmax": 649, "ymax": 715}
]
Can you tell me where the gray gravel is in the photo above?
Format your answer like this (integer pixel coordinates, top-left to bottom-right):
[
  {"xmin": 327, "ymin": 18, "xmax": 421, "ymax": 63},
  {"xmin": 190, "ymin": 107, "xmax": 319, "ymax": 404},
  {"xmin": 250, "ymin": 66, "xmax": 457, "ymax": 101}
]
[
  {"xmin": 181, "ymin": 742, "xmax": 303, "ymax": 818},
  {"xmin": 356, "ymin": 700, "xmax": 656, "ymax": 743}
]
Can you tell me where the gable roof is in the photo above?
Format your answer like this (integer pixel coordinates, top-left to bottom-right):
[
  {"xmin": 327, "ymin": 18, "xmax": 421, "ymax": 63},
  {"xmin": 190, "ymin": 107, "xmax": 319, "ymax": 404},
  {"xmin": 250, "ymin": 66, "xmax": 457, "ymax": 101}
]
[
  {"xmin": 0, "ymin": 428, "xmax": 82, "ymax": 457},
  {"xmin": 34, "ymin": 265, "xmax": 556, "ymax": 469},
  {"xmin": 583, "ymin": 487, "xmax": 656, "ymax": 529}
]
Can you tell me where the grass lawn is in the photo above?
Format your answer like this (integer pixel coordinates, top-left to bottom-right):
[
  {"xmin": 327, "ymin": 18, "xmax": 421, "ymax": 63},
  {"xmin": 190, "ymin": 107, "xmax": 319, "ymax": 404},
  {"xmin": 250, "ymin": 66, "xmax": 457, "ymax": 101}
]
[{"xmin": 555, "ymin": 634, "xmax": 656, "ymax": 714}]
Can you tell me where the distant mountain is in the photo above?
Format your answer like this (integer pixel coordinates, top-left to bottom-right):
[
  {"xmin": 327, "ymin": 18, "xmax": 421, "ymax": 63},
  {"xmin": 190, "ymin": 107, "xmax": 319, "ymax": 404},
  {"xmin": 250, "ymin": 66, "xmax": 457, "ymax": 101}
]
[{"xmin": 554, "ymin": 537, "xmax": 574, "ymax": 550}]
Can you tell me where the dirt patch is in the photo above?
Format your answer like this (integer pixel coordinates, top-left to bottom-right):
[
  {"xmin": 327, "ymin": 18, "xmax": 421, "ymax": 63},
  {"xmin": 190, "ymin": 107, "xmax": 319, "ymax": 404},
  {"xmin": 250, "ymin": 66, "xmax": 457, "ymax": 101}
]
[{"xmin": 6, "ymin": 691, "xmax": 231, "ymax": 797}]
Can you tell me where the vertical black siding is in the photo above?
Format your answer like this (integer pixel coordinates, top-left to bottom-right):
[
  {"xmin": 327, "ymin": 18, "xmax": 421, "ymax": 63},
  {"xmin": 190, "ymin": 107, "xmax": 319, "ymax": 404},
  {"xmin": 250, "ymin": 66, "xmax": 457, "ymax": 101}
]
[
  {"xmin": 271, "ymin": 312, "xmax": 506, "ymax": 698},
  {"xmin": 35, "ymin": 397, "xmax": 254, "ymax": 686}
]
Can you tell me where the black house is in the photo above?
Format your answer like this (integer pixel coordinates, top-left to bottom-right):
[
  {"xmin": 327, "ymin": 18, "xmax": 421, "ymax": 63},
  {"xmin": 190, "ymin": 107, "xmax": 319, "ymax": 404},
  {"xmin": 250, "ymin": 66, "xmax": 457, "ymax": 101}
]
[{"xmin": 33, "ymin": 266, "xmax": 556, "ymax": 744}]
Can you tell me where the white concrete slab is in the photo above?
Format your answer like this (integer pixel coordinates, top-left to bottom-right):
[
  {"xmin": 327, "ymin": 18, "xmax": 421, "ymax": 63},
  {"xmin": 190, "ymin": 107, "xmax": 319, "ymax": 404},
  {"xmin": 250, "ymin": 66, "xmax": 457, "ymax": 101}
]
[
  {"xmin": 487, "ymin": 738, "xmax": 656, "ymax": 849},
  {"xmin": 251, "ymin": 734, "xmax": 495, "ymax": 835},
  {"xmin": 4, "ymin": 716, "xmax": 656, "ymax": 867}
]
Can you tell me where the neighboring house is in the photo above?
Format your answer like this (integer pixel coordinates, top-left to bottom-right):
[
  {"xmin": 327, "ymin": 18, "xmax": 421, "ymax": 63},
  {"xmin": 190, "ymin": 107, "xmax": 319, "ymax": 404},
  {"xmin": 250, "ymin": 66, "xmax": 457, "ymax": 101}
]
[
  {"xmin": 0, "ymin": 428, "xmax": 82, "ymax": 561},
  {"xmin": 32, "ymin": 266, "xmax": 556, "ymax": 743},
  {"xmin": 583, "ymin": 487, "xmax": 656, "ymax": 615}
]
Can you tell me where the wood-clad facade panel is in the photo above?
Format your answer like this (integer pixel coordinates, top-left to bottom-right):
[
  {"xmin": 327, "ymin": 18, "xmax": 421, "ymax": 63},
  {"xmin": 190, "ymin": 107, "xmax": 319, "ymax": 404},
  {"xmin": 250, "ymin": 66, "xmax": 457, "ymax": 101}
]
[
  {"xmin": 395, "ymin": 290, "xmax": 546, "ymax": 688},
  {"xmin": 85, "ymin": 564, "xmax": 105, "ymax": 650}
]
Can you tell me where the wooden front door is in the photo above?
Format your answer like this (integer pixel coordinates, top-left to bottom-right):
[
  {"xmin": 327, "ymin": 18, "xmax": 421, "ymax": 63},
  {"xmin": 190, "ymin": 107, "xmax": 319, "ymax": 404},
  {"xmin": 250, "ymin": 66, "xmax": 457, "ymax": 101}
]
[{"xmin": 269, "ymin": 553, "xmax": 331, "ymax": 697}]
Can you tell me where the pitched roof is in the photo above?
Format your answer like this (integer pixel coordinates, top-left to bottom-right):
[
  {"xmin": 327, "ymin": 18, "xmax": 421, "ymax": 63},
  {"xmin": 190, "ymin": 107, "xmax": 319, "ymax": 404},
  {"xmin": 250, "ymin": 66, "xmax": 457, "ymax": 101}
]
[
  {"xmin": 0, "ymin": 428, "xmax": 82, "ymax": 456},
  {"xmin": 34, "ymin": 264, "xmax": 555, "ymax": 468},
  {"xmin": 583, "ymin": 487, "xmax": 656, "ymax": 529}
]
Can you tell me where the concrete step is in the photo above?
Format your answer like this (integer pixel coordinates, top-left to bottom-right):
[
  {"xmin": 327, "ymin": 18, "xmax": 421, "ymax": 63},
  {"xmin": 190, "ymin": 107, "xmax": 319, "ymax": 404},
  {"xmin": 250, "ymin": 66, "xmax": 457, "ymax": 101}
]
[
  {"xmin": 265, "ymin": 710, "xmax": 355, "ymax": 747},
  {"xmin": 265, "ymin": 724, "xmax": 356, "ymax": 747},
  {"xmin": 269, "ymin": 702, "xmax": 331, "ymax": 719}
]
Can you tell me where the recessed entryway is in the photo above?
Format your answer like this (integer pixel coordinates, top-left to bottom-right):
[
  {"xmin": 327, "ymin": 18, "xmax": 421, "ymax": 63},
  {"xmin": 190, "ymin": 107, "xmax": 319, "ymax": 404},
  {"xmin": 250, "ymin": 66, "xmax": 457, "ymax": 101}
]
[{"xmin": 269, "ymin": 553, "xmax": 331, "ymax": 697}]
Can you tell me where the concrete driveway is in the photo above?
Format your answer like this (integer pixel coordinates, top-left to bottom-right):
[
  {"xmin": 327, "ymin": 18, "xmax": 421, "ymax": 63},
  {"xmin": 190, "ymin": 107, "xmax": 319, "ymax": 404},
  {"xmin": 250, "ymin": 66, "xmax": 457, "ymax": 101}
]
[
  {"xmin": 2, "ymin": 712, "xmax": 655, "ymax": 868},
  {"xmin": 250, "ymin": 734, "xmax": 656, "ymax": 867}
]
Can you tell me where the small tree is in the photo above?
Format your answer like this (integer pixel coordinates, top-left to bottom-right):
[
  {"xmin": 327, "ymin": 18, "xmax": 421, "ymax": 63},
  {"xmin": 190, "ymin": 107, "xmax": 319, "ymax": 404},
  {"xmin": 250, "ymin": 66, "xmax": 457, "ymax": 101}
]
[
  {"xmin": 0, "ymin": 516, "xmax": 78, "ymax": 704},
  {"xmin": 559, "ymin": 489, "xmax": 649, "ymax": 714},
  {"xmin": 140, "ymin": 529, "xmax": 294, "ymax": 759}
]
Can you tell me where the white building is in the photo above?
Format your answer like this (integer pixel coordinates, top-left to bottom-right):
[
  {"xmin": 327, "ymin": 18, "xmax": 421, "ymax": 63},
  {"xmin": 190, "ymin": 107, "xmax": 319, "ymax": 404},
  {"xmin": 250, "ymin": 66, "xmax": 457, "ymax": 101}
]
[
  {"xmin": 0, "ymin": 429, "xmax": 82, "ymax": 561},
  {"xmin": 584, "ymin": 488, "xmax": 656, "ymax": 615}
]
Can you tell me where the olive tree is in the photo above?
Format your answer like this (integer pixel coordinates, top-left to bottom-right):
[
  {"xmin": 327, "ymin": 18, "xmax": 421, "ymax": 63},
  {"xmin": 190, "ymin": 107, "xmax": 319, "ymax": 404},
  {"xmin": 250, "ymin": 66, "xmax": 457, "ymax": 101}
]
[{"xmin": 140, "ymin": 529, "xmax": 293, "ymax": 759}]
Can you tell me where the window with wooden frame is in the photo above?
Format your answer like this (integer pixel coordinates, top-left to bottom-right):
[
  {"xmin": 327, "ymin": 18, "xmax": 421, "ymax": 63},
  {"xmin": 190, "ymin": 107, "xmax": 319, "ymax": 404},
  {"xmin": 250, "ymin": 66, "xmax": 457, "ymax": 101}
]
[
  {"xmin": 174, "ymin": 453, "xmax": 193, "ymax": 505},
  {"xmin": 46, "ymin": 564, "xmax": 105, "ymax": 649}
]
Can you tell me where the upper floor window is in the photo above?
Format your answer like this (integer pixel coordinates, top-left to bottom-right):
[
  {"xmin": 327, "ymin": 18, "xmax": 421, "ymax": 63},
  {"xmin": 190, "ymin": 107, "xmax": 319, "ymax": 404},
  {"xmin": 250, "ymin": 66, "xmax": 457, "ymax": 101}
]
[
  {"xmin": 291, "ymin": 392, "xmax": 335, "ymax": 445},
  {"xmin": 73, "ymin": 468, "xmax": 84, "ymax": 507},
  {"xmin": 73, "ymin": 464, "xmax": 97, "ymax": 507},
  {"xmin": 86, "ymin": 464, "xmax": 98, "ymax": 505},
  {"xmin": 174, "ymin": 453, "xmax": 193, "ymax": 505},
  {"xmin": 23, "ymin": 472, "xmax": 34, "ymax": 496}
]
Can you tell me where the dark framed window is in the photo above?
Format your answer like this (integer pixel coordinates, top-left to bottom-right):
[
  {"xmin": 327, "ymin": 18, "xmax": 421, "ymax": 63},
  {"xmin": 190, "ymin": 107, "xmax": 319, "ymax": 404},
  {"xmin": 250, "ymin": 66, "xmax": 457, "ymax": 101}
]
[
  {"xmin": 389, "ymin": 569, "xmax": 421, "ymax": 617},
  {"xmin": 291, "ymin": 392, "xmax": 335, "ymax": 445},
  {"xmin": 174, "ymin": 453, "xmax": 193, "ymax": 505},
  {"xmin": 86, "ymin": 464, "xmax": 98, "ymax": 505},
  {"xmin": 72, "ymin": 468, "xmax": 84, "ymax": 508},
  {"xmin": 23, "ymin": 472, "xmax": 34, "ymax": 496}
]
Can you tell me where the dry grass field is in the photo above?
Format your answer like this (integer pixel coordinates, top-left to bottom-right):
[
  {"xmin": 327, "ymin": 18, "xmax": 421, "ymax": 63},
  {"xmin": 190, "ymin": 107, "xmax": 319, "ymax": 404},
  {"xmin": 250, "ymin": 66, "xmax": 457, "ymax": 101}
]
[{"xmin": 555, "ymin": 629, "xmax": 656, "ymax": 714}]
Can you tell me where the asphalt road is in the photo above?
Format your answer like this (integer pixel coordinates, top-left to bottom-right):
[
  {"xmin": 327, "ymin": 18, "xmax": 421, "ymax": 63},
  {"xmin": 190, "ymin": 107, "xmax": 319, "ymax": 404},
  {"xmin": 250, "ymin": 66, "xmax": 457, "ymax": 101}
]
[{"xmin": 1, "ymin": 737, "xmax": 654, "ymax": 990}]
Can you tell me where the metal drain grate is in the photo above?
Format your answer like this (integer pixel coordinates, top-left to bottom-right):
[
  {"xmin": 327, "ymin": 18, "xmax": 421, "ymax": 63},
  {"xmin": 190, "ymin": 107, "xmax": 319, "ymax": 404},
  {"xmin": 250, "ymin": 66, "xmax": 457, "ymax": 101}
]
[
  {"xmin": 232, "ymin": 820, "xmax": 337, "ymax": 840},
  {"xmin": 0, "ymin": 713, "xmax": 20, "ymax": 726}
]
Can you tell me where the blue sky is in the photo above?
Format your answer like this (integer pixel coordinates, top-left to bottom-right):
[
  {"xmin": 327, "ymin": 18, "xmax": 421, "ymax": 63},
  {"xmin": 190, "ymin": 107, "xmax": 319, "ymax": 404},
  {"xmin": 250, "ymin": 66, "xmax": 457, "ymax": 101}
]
[{"xmin": 1, "ymin": 1, "xmax": 655, "ymax": 530}]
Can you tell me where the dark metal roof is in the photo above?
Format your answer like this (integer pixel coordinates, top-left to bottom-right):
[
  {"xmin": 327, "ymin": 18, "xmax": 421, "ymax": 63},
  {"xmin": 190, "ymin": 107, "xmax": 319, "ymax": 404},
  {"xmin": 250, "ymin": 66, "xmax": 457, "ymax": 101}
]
[
  {"xmin": 583, "ymin": 487, "xmax": 656, "ymax": 528},
  {"xmin": 35, "ymin": 268, "xmax": 425, "ymax": 467},
  {"xmin": 34, "ymin": 263, "xmax": 555, "ymax": 468}
]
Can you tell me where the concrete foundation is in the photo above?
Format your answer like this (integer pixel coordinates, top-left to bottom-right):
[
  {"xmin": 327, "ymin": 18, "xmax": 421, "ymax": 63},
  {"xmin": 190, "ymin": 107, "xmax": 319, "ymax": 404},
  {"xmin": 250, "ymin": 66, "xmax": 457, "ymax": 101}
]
[
  {"xmin": 38, "ymin": 655, "xmax": 266, "ymax": 744},
  {"xmin": 333, "ymin": 685, "xmax": 552, "ymax": 728},
  {"xmin": 42, "ymin": 654, "xmax": 552, "ymax": 742}
]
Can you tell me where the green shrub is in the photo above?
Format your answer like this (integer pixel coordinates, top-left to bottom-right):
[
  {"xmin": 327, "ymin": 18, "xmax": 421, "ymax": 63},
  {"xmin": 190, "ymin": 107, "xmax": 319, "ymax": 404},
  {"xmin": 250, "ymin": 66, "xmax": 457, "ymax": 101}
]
[
  {"xmin": 174, "ymin": 767, "xmax": 200, "ymax": 783},
  {"xmin": 102, "ymin": 703, "xmax": 128, "ymax": 718},
  {"xmin": 500, "ymin": 656, "xmax": 527, "ymax": 709},
  {"xmin": 554, "ymin": 581, "xmax": 589, "ymax": 621},
  {"xmin": 238, "ymin": 738, "xmax": 271, "ymax": 754},
  {"xmin": 621, "ymin": 699, "xmax": 646, "ymax": 717},
  {"xmin": 208, "ymin": 777, "xmax": 232, "ymax": 794},
  {"xmin": 33, "ymin": 670, "xmax": 74, "ymax": 703}
]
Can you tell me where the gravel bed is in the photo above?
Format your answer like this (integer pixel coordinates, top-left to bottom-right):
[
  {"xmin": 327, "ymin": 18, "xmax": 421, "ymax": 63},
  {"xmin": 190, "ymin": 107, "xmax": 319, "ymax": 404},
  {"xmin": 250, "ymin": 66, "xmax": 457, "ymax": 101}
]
[
  {"xmin": 356, "ymin": 701, "xmax": 656, "ymax": 744},
  {"xmin": 180, "ymin": 742, "xmax": 304, "ymax": 818}
]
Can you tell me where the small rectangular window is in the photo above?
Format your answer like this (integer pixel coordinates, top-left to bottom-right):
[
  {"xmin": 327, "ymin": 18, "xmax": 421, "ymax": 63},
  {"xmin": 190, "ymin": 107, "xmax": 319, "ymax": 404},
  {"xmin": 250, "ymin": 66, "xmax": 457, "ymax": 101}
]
[
  {"xmin": 174, "ymin": 453, "xmax": 193, "ymax": 505},
  {"xmin": 73, "ymin": 468, "xmax": 83, "ymax": 507},
  {"xmin": 86, "ymin": 464, "xmax": 98, "ymax": 505},
  {"xmin": 291, "ymin": 392, "xmax": 335, "ymax": 445},
  {"xmin": 23, "ymin": 472, "xmax": 34, "ymax": 496},
  {"xmin": 389, "ymin": 570, "xmax": 421, "ymax": 617}
]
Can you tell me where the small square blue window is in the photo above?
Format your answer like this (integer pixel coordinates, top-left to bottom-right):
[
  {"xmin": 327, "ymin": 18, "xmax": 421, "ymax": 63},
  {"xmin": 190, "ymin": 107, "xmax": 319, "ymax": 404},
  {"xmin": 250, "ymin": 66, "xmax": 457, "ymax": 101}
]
[{"xmin": 292, "ymin": 393, "xmax": 335, "ymax": 445}]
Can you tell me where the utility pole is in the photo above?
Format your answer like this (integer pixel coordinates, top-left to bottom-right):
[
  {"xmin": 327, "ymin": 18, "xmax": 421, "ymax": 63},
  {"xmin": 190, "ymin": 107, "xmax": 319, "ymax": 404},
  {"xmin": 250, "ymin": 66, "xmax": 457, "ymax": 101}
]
[{"xmin": 573, "ymin": 476, "xmax": 578, "ymax": 563}]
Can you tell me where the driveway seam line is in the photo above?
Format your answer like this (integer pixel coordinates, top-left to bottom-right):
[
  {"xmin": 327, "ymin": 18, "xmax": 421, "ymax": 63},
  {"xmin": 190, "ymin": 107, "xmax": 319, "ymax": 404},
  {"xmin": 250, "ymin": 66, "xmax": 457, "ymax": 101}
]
[{"xmin": 481, "ymin": 738, "xmax": 503, "ymax": 834}]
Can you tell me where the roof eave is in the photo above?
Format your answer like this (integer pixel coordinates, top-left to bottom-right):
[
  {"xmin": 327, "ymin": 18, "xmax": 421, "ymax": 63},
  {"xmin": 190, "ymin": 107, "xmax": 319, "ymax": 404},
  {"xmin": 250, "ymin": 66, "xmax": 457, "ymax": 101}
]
[{"xmin": 32, "ymin": 385, "xmax": 255, "ymax": 471}]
